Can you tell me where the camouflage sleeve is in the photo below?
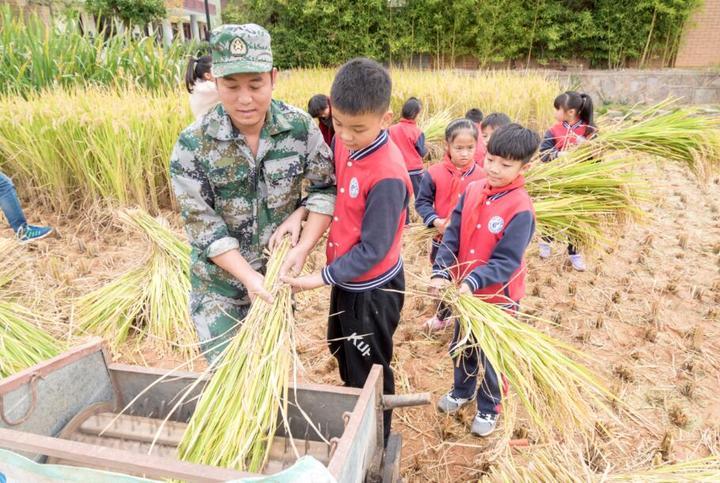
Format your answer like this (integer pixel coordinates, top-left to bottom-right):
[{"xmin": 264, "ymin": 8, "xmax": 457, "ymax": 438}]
[
  {"xmin": 303, "ymin": 121, "xmax": 336, "ymax": 216},
  {"xmin": 170, "ymin": 133, "xmax": 239, "ymax": 259}
]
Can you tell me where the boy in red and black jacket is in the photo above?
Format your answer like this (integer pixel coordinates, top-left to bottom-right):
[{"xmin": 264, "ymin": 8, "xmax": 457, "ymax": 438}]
[
  {"xmin": 389, "ymin": 97, "xmax": 428, "ymax": 197},
  {"xmin": 430, "ymin": 123, "xmax": 540, "ymax": 438},
  {"xmin": 284, "ymin": 58, "xmax": 411, "ymax": 445}
]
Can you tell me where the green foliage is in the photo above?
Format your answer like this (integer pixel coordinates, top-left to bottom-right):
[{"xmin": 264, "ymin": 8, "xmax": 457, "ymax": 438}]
[
  {"xmin": 222, "ymin": 0, "xmax": 700, "ymax": 68},
  {"xmin": 0, "ymin": 6, "xmax": 193, "ymax": 95},
  {"xmin": 85, "ymin": 0, "xmax": 166, "ymax": 27}
]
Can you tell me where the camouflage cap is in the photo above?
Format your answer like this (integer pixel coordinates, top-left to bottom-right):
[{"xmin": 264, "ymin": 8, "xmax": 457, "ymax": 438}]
[{"xmin": 210, "ymin": 24, "xmax": 273, "ymax": 77}]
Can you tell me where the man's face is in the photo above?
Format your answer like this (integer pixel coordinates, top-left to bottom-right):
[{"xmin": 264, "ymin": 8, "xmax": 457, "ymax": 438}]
[
  {"xmin": 216, "ymin": 69, "xmax": 277, "ymax": 132},
  {"xmin": 332, "ymin": 107, "xmax": 392, "ymax": 152},
  {"xmin": 484, "ymin": 153, "xmax": 530, "ymax": 188}
]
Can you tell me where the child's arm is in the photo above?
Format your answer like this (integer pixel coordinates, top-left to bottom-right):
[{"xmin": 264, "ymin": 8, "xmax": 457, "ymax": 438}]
[
  {"xmin": 414, "ymin": 172, "xmax": 439, "ymax": 227},
  {"xmin": 431, "ymin": 194, "xmax": 464, "ymax": 280},
  {"xmin": 283, "ymin": 179, "xmax": 408, "ymax": 291},
  {"xmin": 462, "ymin": 212, "xmax": 535, "ymax": 293},
  {"xmin": 415, "ymin": 132, "xmax": 429, "ymax": 158},
  {"xmin": 539, "ymin": 130, "xmax": 558, "ymax": 162}
]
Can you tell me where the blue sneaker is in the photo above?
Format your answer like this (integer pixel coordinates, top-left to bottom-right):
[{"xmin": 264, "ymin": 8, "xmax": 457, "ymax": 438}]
[{"xmin": 17, "ymin": 224, "xmax": 53, "ymax": 245}]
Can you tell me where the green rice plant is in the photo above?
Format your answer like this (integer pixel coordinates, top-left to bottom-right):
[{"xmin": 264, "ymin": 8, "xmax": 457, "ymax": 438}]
[
  {"xmin": 526, "ymin": 148, "xmax": 649, "ymax": 249},
  {"xmin": 0, "ymin": 301, "xmax": 62, "ymax": 378},
  {"xmin": 0, "ymin": 87, "xmax": 191, "ymax": 213},
  {"xmin": 75, "ymin": 209, "xmax": 196, "ymax": 358},
  {"xmin": 178, "ymin": 237, "xmax": 295, "ymax": 471},
  {"xmin": 591, "ymin": 100, "xmax": 720, "ymax": 181},
  {"xmin": 0, "ymin": 6, "xmax": 193, "ymax": 95},
  {"xmin": 441, "ymin": 286, "xmax": 617, "ymax": 437}
]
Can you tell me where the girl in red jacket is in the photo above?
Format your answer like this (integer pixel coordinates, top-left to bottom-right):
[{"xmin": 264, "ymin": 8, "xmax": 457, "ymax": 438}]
[
  {"xmin": 538, "ymin": 91, "xmax": 597, "ymax": 271},
  {"xmin": 415, "ymin": 118, "xmax": 485, "ymax": 331}
]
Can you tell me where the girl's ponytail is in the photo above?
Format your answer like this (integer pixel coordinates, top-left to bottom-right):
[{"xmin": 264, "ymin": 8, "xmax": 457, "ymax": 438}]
[
  {"xmin": 185, "ymin": 55, "xmax": 213, "ymax": 94},
  {"xmin": 578, "ymin": 93, "xmax": 595, "ymax": 130}
]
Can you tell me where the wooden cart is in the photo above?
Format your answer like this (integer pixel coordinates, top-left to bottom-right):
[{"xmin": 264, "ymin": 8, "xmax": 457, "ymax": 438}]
[{"xmin": 0, "ymin": 339, "xmax": 428, "ymax": 482}]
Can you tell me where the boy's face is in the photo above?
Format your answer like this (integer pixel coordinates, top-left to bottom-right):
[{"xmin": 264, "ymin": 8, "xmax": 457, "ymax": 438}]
[
  {"xmin": 481, "ymin": 126, "xmax": 494, "ymax": 145},
  {"xmin": 484, "ymin": 153, "xmax": 531, "ymax": 188},
  {"xmin": 332, "ymin": 108, "xmax": 393, "ymax": 152},
  {"xmin": 216, "ymin": 69, "xmax": 277, "ymax": 132}
]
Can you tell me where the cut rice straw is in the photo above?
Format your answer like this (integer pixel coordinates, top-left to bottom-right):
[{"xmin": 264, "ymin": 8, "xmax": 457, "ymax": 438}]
[
  {"xmin": 0, "ymin": 301, "xmax": 62, "ymax": 378},
  {"xmin": 441, "ymin": 285, "xmax": 619, "ymax": 438},
  {"xmin": 74, "ymin": 208, "xmax": 196, "ymax": 359},
  {"xmin": 178, "ymin": 237, "xmax": 296, "ymax": 472},
  {"xmin": 591, "ymin": 99, "xmax": 720, "ymax": 181}
]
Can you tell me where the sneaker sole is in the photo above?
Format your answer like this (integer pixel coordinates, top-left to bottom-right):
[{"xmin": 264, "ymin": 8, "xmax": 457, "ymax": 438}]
[
  {"xmin": 471, "ymin": 427, "xmax": 496, "ymax": 437},
  {"xmin": 18, "ymin": 228, "xmax": 54, "ymax": 245}
]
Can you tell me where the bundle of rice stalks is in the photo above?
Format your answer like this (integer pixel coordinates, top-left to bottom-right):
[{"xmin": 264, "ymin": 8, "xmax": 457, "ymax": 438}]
[
  {"xmin": 0, "ymin": 238, "xmax": 22, "ymax": 289},
  {"xmin": 610, "ymin": 456, "xmax": 720, "ymax": 481},
  {"xmin": 526, "ymin": 148, "xmax": 648, "ymax": 249},
  {"xmin": 442, "ymin": 286, "xmax": 618, "ymax": 437},
  {"xmin": 0, "ymin": 302, "xmax": 62, "ymax": 378},
  {"xmin": 483, "ymin": 448, "xmax": 720, "ymax": 483},
  {"xmin": 75, "ymin": 209, "xmax": 196, "ymax": 358},
  {"xmin": 593, "ymin": 99, "xmax": 720, "ymax": 180},
  {"xmin": 178, "ymin": 237, "xmax": 296, "ymax": 471},
  {"xmin": 419, "ymin": 107, "xmax": 454, "ymax": 144},
  {"xmin": 405, "ymin": 150, "xmax": 647, "ymax": 252}
]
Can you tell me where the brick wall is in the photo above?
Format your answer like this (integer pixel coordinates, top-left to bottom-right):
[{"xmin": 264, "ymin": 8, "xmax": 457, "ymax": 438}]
[{"xmin": 675, "ymin": 0, "xmax": 720, "ymax": 68}]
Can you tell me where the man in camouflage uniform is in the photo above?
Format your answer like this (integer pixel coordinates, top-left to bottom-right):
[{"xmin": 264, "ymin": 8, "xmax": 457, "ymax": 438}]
[{"xmin": 170, "ymin": 24, "xmax": 336, "ymax": 363}]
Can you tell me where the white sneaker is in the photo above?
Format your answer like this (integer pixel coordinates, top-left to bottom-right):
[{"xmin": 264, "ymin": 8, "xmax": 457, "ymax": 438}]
[
  {"xmin": 569, "ymin": 254, "xmax": 587, "ymax": 272},
  {"xmin": 437, "ymin": 391, "xmax": 475, "ymax": 414},
  {"xmin": 538, "ymin": 241, "xmax": 552, "ymax": 259},
  {"xmin": 471, "ymin": 412, "xmax": 498, "ymax": 437}
]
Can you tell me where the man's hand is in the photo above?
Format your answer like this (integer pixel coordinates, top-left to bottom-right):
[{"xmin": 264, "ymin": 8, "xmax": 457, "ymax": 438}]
[
  {"xmin": 244, "ymin": 269, "xmax": 274, "ymax": 304},
  {"xmin": 458, "ymin": 281, "xmax": 473, "ymax": 295},
  {"xmin": 433, "ymin": 217, "xmax": 449, "ymax": 235},
  {"xmin": 429, "ymin": 277, "xmax": 450, "ymax": 297},
  {"xmin": 282, "ymin": 272, "xmax": 325, "ymax": 293},
  {"xmin": 269, "ymin": 207, "xmax": 308, "ymax": 249},
  {"xmin": 279, "ymin": 245, "xmax": 310, "ymax": 278}
]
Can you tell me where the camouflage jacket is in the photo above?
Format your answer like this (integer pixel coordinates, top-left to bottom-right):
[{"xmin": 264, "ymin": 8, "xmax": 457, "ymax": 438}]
[{"xmin": 170, "ymin": 100, "xmax": 336, "ymax": 300}]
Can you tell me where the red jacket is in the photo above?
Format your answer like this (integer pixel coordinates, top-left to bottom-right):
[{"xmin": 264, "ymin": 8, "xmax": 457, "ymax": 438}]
[
  {"xmin": 456, "ymin": 177, "xmax": 534, "ymax": 304},
  {"xmin": 388, "ymin": 119, "xmax": 426, "ymax": 173},
  {"xmin": 426, "ymin": 157, "xmax": 485, "ymax": 220},
  {"xmin": 325, "ymin": 132, "xmax": 412, "ymax": 285},
  {"xmin": 548, "ymin": 121, "xmax": 592, "ymax": 151}
]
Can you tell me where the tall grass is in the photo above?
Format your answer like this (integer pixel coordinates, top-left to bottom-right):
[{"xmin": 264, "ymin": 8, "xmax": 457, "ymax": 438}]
[
  {"xmin": 0, "ymin": 87, "xmax": 191, "ymax": 213},
  {"xmin": 0, "ymin": 6, "xmax": 193, "ymax": 95},
  {"xmin": 276, "ymin": 68, "xmax": 559, "ymax": 131},
  {"xmin": 0, "ymin": 302, "xmax": 62, "ymax": 378}
]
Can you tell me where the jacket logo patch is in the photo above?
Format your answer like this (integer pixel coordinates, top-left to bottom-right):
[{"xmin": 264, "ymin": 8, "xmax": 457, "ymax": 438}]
[
  {"xmin": 349, "ymin": 177, "xmax": 360, "ymax": 198},
  {"xmin": 488, "ymin": 215, "xmax": 504, "ymax": 234}
]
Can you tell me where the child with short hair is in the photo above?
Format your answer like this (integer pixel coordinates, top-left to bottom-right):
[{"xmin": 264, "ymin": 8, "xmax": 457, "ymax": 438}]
[
  {"xmin": 185, "ymin": 55, "xmax": 219, "ymax": 120},
  {"xmin": 415, "ymin": 118, "xmax": 485, "ymax": 331},
  {"xmin": 465, "ymin": 108, "xmax": 487, "ymax": 165},
  {"xmin": 389, "ymin": 97, "xmax": 428, "ymax": 199},
  {"xmin": 538, "ymin": 91, "xmax": 597, "ymax": 271},
  {"xmin": 284, "ymin": 58, "xmax": 411, "ymax": 445},
  {"xmin": 430, "ymin": 123, "xmax": 539, "ymax": 437},
  {"xmin": 307, "ymin": 93, "xmax": 335, "ymax": 146},
  {"xmin": 479, "ymin": 112, "xmax": 512, "ymax": 146}
]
